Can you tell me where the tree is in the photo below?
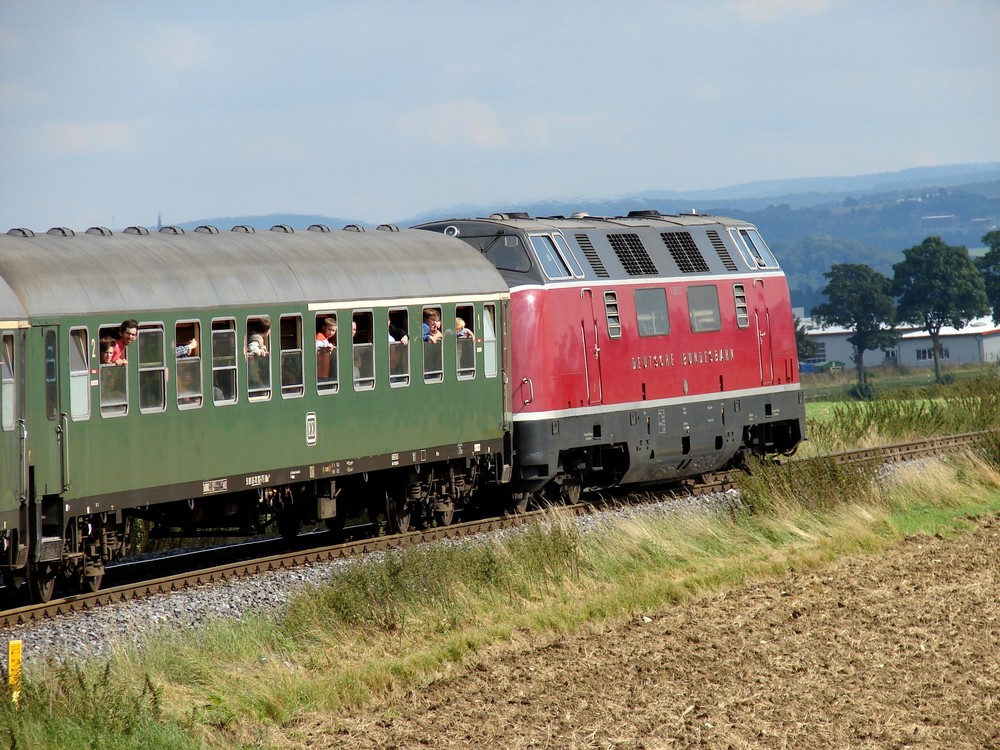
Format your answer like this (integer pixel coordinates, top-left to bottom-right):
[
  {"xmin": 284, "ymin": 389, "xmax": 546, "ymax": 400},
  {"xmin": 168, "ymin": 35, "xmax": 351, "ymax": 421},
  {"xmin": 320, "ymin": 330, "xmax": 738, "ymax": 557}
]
[
  {"xmin": 811, "ymin": 264, "xmax": 898, "ymax": 387},
  {"xmin": 974, "ymin": 230, "xmax": 1000, "ymax": 324},
  {"xmin": 893, "ymin": 236, "xmax": 990, "ymax": 382},
  {"xmin": 794, "ymin": 316, "xmax": 818, "ymax": 363}
]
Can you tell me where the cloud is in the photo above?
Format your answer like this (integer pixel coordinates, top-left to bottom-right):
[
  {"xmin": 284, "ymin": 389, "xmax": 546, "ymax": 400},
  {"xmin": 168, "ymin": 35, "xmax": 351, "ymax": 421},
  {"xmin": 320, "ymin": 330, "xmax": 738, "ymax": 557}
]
[
  {"xmin": 140, "ymin": 24, "xmax": 212, "ymax": 70},
  {"xmin": 29, "ymin": 121, "xmax": 133, "ymax": 155},
  {"xmin": 396, "ymin": 100, "xmax": 508, "ymax": 149},
  {"xmin": 728, "ymin": 0, "xmax": 833, "ymax": 23}
]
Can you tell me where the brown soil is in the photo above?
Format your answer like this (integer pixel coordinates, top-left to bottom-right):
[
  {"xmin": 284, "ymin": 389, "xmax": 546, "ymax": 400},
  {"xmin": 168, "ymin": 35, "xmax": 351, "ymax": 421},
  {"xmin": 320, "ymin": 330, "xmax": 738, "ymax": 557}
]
[{"xmin": 280, "ymin": 516, "xmax": 999, "ymax": 749}]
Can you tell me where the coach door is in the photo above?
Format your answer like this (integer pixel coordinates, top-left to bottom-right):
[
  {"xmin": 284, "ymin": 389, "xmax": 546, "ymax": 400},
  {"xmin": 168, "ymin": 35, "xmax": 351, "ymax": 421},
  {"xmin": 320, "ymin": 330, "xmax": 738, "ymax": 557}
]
[
  {"xmin": 752, "ymin": 280, "xmax": 774, "ymax": 386},
  {"xmin": 0, "ymin": 330, "xmax": 26, "ymax": 517},
  {"xmin": 580, "ymin": 289, "xmax": 603, "ymax": 405},
  {"xmin": 33, "ymin": 326, "xmax": 68, "ymax": 496}
]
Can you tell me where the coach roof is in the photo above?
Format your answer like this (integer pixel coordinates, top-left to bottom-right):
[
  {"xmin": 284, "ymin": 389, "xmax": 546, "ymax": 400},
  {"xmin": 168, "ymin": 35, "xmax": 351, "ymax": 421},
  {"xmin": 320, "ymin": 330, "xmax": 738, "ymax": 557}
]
[{"xmin": 0, "ymin": 226, "xmax": 508, "ymax": 318}]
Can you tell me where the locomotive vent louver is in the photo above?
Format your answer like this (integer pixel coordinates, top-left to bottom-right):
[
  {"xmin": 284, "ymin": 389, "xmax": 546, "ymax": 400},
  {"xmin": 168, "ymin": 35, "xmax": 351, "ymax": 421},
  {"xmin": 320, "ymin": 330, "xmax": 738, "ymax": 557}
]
[
  {"xmin": 124, "ymin": 226, "xmax": 150, "ymax": 235},
  {"xmin": 627, "ymin": 210, "xmax": 661, "ymax": 218},
  {"xmin": 85, "ymin": 226, "xmax": 113, "ymax": 236},
  {"xmin": 47, "ymin": 227, "xmax": 75, "ymax": 236},
  {"xmin": 490, "ymin": 212, "xmax": 531, "ymax": 221}
]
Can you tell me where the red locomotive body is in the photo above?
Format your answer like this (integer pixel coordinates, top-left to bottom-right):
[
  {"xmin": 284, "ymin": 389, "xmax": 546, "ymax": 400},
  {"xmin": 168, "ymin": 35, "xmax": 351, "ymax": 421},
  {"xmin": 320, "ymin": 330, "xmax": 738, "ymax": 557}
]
[{"xmin": 416, "ymin": 211, "xmax": 805, "ymax": 501}]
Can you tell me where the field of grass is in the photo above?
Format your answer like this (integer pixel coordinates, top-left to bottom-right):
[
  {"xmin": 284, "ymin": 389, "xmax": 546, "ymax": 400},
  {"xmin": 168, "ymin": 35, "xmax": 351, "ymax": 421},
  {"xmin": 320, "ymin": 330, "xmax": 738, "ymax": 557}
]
[{"xmin": 3, "ymin": 427, "xmax": 999, "ymax": 748}]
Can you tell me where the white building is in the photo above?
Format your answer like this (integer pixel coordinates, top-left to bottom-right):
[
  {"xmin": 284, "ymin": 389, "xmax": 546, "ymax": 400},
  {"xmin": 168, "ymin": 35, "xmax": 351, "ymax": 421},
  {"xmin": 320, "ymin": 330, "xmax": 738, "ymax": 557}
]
[{"xmin": 800, "ymin": 315, "xmax": 1000, "ymax": 371}]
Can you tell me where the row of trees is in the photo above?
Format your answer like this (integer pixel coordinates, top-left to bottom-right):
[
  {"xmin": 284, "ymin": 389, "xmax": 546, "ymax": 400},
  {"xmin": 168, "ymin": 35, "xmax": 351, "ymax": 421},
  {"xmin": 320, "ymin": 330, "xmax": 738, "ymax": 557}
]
[{"xmin": 806, "ymin": 231, "xmax": 1000, "ymax": 386}]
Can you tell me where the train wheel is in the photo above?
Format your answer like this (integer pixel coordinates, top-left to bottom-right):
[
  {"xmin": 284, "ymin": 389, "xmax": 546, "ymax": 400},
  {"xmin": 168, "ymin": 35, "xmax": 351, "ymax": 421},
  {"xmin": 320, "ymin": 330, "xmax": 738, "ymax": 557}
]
[
  {"xmin": 507, "ymin": 493, "xmax": 531, "ymax": 515},
  {"xmin": 386, "ymin": 490, "xmax": 411, "ymax": 534},
  {"xmin": 560, "ymin": 478, "xmax": 583, "ymax": 504},
  {"xmin": 276, "ymin": 509, "xmax": 301, "ymax": 541},
  {"xmin": 2, "ymin": 570, "xmax": 25, "ymax": 604},
  {"xmin": 26, "ymin": 561, "xmax": 56, "ymax": 604},
  {"xmin": 434, "ymin": 502, "xmax": 455, "ymax": 527},
  {"xmin": 83, "ymin": 573, "xmax": 103, "ymax": 593}
]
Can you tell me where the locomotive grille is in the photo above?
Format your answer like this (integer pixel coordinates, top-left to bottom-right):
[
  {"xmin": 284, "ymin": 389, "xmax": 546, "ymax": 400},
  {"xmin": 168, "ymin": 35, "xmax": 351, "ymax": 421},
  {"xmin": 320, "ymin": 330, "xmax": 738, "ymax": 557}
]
[
  {"xmin": 574, "ymin": 234, "xmax": 610, "ymax": 278},
  {"xmin": 707, "ymin": 230, "xmax": 738, "ymax": 271},
  {"xmin": 607, "ymin": 233, "xmax": 658, "ymax": 275},
  {"xmin": 660, "ymin": 232, "xmax": 709, "ymax": 273}
]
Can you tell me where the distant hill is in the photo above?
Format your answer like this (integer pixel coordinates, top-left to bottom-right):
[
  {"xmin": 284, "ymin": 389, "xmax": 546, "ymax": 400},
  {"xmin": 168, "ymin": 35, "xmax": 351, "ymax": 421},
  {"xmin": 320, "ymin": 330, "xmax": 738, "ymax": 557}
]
[{"xmin": 175, "ymin": 163, "xmax": 1000, "ymax": 314}]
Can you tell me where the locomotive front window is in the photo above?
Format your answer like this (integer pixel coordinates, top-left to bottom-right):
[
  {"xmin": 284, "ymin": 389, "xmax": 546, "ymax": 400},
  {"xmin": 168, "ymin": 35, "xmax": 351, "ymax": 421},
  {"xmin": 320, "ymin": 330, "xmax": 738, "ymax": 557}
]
[
  {"xmin": 280, "ymin": 315, "xmax": 303, "ymax": 398},
  {"xmin": 687, "ymin": 285, "xmax": 722, "ymax": 333},
  {"xmin": 212, "ymin": 321, "xmax": 237, "ymax": 405},
  {"xmin": 2, "ymin": 333, "xmax": 15, "ymax": 431},
  {"xmin": 138, "ymin": 326, "xmax": 166, "ymax": 413},
  {"xmin": 485, "ymin": 235, "xmax": 531, "ymax": 273},
  {"xmin": 69, "ymin": 328, "xmax": 90, "ymax": 420},
  {"xmin": 315, "ymin": 312, "xmax": 338, "ymax": 394},
  {"xmin": 176, "ymin": 321, "xmax": 202, "ymax": 409},
  {"xmin": 529, "ymin": 235, "xmax": 573, "ymax": 280},
  {"xmin": 635, "ymin": 289, "xmax": 670, "ymax": 337}
]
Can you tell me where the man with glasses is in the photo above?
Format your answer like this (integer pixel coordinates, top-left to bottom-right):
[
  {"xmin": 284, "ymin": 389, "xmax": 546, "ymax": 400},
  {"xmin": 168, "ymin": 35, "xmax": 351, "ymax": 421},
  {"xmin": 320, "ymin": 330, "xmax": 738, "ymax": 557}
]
[{"xmin": 111, "ymin": 318, "xmax": 138, "ymax": 366}]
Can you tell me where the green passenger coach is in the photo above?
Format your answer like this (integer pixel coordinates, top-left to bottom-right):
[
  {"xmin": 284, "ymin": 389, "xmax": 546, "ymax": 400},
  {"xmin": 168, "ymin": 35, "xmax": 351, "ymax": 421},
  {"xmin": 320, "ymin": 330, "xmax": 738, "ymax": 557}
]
[{"xmin": 0, "ymin": 223, "xmax": 512, "ymax": 602}]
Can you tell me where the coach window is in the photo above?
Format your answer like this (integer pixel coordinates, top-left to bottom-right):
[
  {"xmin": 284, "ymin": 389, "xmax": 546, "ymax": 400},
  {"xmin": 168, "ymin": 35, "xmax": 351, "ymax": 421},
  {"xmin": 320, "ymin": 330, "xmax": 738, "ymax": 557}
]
[
  {"xmin": 212, "ymin": 319, "xmax": 237, "ymax": 405},
  {"xmin": 529, "ymin": 235, "xmax": 573, "ymax": 280},
  {"xmin": 456, "ymin": 303, "xmax": 476, "ymax": 380},
  {"xmin": 69, "ymin": 328, "xmax": 90, "ymax": 420},
  {"xmin": 246, "ymin": 315, "xmax": 271, "ymax": 401},
  {"xmin": 483, "ymin": 304, "xmax": 498, "ymax": 378},
  {"xmin": 176, "ymin": 321, "xmax": 202, "ymax": 409},
  {"xmin": 635, "ymin": 288, "xmax": 670, "ymax": 337},
  {"xmin": 422, "ymin": 306, "xmax": 443, "ymax": 384},
  {"xmin": 138, "ymin": 325, "xmax": 166, "ymax": 413},
  {"xmin": 687, "ymin": 285, "xmax": 722, "ymax": 333},
  {"xmin": 280, "ymin": 315, "xmax": 303, "ymax": 398},
  {"xmin": 44, "ymin": 330, "xmax": 57, "ymax": 421},
  {"xmin": 2, "ymin": 333, "xmax": 15, "ymax": 430},
  {"xmin": 388, "ymin": 309, "xmax": 410, "ymax": 387},
  {"xmin": 315, "ymin": 313, "xmax": 338, "ymax": 394},
  {"xmin": 353, "ymin": 311, "xmax": 375, "ymax": 390}
]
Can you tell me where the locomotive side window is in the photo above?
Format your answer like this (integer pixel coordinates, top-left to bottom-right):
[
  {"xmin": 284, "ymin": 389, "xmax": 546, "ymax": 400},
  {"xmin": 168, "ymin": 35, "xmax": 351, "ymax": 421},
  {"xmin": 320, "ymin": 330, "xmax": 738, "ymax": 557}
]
[
  {"xmin": 69, "ymin": 328, "xmax": 90, "ymax": 420},
  {"xmin": 388, "ymin": 308, "xmax": 410, "ymax": 387},
  {"xmin": 456, "ymin": 303, "xmax": 475, "ymax": 380},
  {"xmin": 315, "ymin": 313, "xmax": 338, "ymax": 394},
  {"xmin": 635, "ymin": 289, "xmax": 670, "ymax": 337},
  {"xmin": 485, "ymin": 235, "xmax": 531, "ymax": 273},
  {"xmin": 1, "ymin": 333, "xmax": 13, "ymax": 431},
  {"xmin": 483, "ymin": 304, "xmax": 497, "ymax": 378},
  {"xmin": 604, "ymin": 292, "xmax": 622, "ymax": 339},
  {"xmin": 552, "ymin": 234, "xmax": 585, "ymax": 278},
  {"xmin": 733, "ymin": 285, "xmax": 750, "ymax": 328},
  {"xmin": 353, "ymin": 310, "xmax": 375, "ymax": 390},
  {"xmin": 246, "ymin": 315, "xmax": 271, "ymax": 401},
  {"xmin": 176, "ymin": 321, "xmax": 202, "ymax": 409},
  {"xmin": 730, "ymin": 228, "xmax": 778, "ymax": 269},
  {"xmin": 529, "ymin": 235, "xmax": 574, "ymax": 280},
  {"xmin": 138, "ymin": 325, "xmax": 166, "ymax": 413},
  {"xmin": 688, "ymin": 285, "xmax": 722, "ymax": 332},
  {"xmin": 212, "ymin": 319, "xmax": 237, "ymax": 405},
  {"xmin": 279, "ymin": 315, "xmax": 303, "ymax": 398},
  {"xmin": 422, "ymin": 306, "xmax": 443, "ymax": 384}
]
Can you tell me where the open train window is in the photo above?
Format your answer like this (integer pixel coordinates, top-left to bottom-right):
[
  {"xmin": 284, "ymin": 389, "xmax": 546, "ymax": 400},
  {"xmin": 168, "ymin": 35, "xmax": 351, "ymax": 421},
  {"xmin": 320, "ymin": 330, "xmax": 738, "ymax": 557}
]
[
  {"xmin": 635, "ymin": 289, "xmax": 670, "ymax": 337},
  {"xmin": 688, "ymin": 285, "xmax": 721, "ymax": 332},
  {"xmin": 246, "ymin": 315, "xmax": 271, "ymax": 401},
  {"xmin": 69, "ymin": 328, "xmax": 90, "ymax": 420},
  {"xmin": 279, "ymin": 315, "xmax": 303, "ymax": 398},
  {"xmin": 138, "ymin": 324, "xmax": 166, "ymax": 413},
  {"xmin": 422, "ymin": 306, "xmax": 443, "ymax": 384},
  {"xmin": 212, "ymin": 319, "xmax": 237, "ymax": 405},
  {"xmin": 483, "ymin": 304, "xmax": 498, "ymax": 378},
  {"xmin": 176, "ymin": 321, "xmax": 202, "ymax": 409},
  {"xmin": 2, "ymin": 333, "xmax": 15, "ymax": 431},
  {"xmin": 315, "ymin": 313, "xmax": 338, "ymax": 394},
  {"xmin": 388, "ymin": 309, "xmax": 409, "ymax": 387},
  {"xmin": 456, "ymin": 303, "xmax": 475, "ymax": 380},
  {"xmin": 353, "ymin": 310, "xmax": 375, "ymax": 390}
]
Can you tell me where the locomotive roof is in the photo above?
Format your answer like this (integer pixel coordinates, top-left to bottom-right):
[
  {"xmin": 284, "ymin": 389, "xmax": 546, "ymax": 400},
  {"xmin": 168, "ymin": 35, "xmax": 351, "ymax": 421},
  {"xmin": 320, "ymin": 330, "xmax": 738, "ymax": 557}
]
[
  {"xmin": 422, "ymin": 211, "xmax": 751, "ymax": 232},
  {"xmin": 0, "ymin": 225, "xmax": 508, "ymax": 318}
]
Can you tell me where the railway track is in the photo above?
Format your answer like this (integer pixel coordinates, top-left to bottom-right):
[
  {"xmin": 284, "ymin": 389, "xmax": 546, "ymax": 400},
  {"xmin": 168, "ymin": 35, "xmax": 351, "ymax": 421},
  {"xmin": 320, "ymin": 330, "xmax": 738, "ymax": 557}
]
[{"xmin": 2, "ymin": 429, "xmax": 994, "ymax": 630}]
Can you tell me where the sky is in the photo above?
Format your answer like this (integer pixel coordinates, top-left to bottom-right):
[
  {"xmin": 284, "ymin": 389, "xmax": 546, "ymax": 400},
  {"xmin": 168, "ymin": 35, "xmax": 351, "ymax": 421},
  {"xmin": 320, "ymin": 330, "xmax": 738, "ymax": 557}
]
[{"xmin": 1, "ymin": 0, "xmax": 998, "ymax": 231}]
